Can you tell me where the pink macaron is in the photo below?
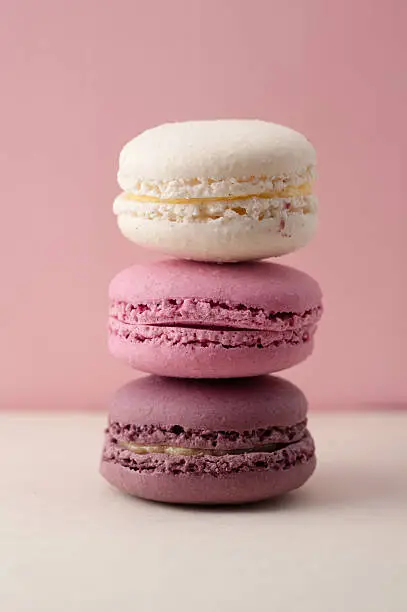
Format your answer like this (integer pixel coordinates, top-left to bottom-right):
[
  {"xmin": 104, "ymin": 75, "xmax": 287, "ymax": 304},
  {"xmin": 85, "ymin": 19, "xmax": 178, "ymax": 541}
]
[
  {"xmin": 100, "ymin": 375, "xmax": 316, "ymax": 505},
  {"xmin": 108, "ymin": 259, "xmax": 322, "ymax": 378}
]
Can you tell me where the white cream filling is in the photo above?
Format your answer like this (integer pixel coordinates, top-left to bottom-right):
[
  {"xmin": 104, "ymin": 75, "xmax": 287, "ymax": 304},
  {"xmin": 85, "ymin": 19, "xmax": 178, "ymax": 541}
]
[{"xmin": 114, "ymin": 194, "xmax": 317, "ymax": 223}]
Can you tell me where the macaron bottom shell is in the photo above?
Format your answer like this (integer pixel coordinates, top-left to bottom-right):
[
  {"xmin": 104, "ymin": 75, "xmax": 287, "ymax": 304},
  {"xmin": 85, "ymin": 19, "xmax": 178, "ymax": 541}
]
[
  {"xmin": 116, "ymin": 212, "xmax": 317, "ymax": 262},
  {"xmin": 100, "ymin": 453, "xmax": 316, "ymax": 505},
  {"xmin": 108, "ymin": 331, "xmax": 315, "ymax": 378}
]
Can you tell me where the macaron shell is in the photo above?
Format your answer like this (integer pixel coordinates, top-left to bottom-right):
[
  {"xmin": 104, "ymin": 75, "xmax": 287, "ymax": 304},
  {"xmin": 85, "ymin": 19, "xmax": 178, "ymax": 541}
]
[
  {"xmin": 109, "ymin": 260, "xmax": 322, "ymax": 314},
  {"xmin": 108, "ymin": 331, "xmax": 314, "ymax": 378},
  {"xmin": 100, "ymin": 454, "xmax": 316, "ymax": 505},
  {"xmin": 116, "ymin": 211, "xmax": 317, "ymax": 262},
  {"xmin": 109, "ymin": 375, "xmax": 308, "ymax": 430},
  {"xmin": 118, "ymin": 120, "xmax": 316, "ymax": 186}
]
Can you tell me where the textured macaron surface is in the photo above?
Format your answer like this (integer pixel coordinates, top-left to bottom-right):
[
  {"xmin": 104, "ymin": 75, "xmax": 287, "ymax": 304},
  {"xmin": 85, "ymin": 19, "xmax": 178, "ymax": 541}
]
[
  {"xmin": 102, "ymin": 431, "xmax": 314, "ymax": 477},
  {"xmin": 105, "ymin": 419, "xmax": 307, "ymax": 452}
]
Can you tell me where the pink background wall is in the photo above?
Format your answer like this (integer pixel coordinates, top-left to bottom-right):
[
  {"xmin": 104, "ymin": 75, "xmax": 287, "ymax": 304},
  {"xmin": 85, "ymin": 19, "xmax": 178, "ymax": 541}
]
[{"xmin": 1, "ymin": 0, "xmax": 406, "ymax": 410}]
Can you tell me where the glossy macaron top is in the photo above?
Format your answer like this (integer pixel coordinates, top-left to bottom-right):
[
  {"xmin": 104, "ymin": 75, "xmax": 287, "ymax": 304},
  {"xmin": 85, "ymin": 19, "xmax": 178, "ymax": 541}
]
[
  {"xmin": 109, "ymin": 375, "xmax": 308, "ymax": 431},
  {"xmin": 109, "ymin": 259, "xmax": 322, "ymax": 315}
]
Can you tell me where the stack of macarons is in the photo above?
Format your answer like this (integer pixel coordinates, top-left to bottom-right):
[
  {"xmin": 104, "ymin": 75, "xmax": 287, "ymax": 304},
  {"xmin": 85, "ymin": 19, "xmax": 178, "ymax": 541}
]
[{"xmin": 101, "ymin": 120, "xmax": 323, "ymax": 505}]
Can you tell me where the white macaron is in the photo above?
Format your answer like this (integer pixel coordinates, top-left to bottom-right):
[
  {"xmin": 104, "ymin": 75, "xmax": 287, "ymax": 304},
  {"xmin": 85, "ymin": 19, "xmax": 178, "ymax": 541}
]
[{"xmin": 114, "ymin": 119, "xmax": 318, "ymax": 262}]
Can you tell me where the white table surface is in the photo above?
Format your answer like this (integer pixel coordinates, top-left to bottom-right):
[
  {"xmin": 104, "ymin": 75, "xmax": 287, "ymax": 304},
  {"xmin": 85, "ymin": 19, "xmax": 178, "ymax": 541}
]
[{"xmin": 1, "ymin": 411, "xmax": 406, "ymax": 612}]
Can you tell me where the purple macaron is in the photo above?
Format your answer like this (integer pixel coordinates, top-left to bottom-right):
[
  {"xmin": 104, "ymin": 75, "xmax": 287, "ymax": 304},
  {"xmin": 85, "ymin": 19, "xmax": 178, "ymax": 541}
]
[
  {"xmin": 100, "ymin": 375, "xmax": 316, "ymax": 505},
  {"xmin": 108, "ymin": 259, "xmax": 322, "ymax": 378}
]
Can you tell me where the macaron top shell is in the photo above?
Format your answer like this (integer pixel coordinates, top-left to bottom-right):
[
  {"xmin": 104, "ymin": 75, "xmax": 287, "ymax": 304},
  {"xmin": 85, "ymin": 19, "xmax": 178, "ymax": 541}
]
[
  {"xmin": 109, "ymin": 375, "xmax": 308, "ymax": 430},
  {"xmin": 109, "ymin": 259, "xmax": 322, "ymax": 315},
  {"xmin": 118, "ymin": 119, "xmax": 316, "ymax": 189}
]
